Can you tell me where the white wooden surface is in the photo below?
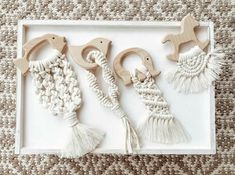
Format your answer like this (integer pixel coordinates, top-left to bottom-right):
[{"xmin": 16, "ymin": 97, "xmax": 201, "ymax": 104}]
[{"xmin": 15, "ymin": 20, "xmax": 216, "ymax": 155}]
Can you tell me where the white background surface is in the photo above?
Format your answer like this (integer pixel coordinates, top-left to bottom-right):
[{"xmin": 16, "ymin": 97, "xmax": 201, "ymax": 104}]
[{"xmin": 17, "ymin": 21, "xmax": 215, "ymax": 154}]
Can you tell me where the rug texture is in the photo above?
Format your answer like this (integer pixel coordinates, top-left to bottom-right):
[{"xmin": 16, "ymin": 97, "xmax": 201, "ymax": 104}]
[{"xmin": 0, "ymin": 0, "xmax": 234, "ymax": 174}]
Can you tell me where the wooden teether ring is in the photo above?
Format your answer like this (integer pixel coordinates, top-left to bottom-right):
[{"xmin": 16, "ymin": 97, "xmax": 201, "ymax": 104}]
[{"xmin": 13, "ymin": 34, "xmax": 67, "ymax": 75}]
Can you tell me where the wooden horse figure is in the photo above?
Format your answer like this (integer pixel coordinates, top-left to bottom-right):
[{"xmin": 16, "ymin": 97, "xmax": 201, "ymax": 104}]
[
  {"xmin": 69, "ymin": 38, "xmax": 112, "ymax": 70},
  {"xmin": 162, "ymin": 14, "xmax": 209, "ymax": 61}
]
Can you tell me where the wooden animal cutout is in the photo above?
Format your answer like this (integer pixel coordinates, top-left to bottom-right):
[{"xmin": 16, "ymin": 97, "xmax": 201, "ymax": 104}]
[
  {"xmin": 69, "ymin": 38, "xmax": 112, "ymax": 70},
  {"xmin": 14, "ymin": 34, "xmax": 67, "ymax": 75},
  {"xmin": 114, "ymin": 48, "xmax": 161, "ymax": 86},
  {"xmin": 162, "ymin": 14, "xmax": 209, "ymax": 61}
]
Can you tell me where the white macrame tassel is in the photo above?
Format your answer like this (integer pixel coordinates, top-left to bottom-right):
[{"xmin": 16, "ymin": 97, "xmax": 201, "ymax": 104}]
[
  {"xmin": 86, "ymin": 50, "xmax": 140, "ymax": 153},
  {"xmin": 165, "ymin": 46, "xmax": 225, "ymax": 93},
  {"xmin": 29, "ymin": 50, "xmax": 104, "ymax": 158},
  {"xmin": 62, "ymin": 112, "xmax": 104, "ymax": 158},
  {"xmin": 132, "ymin": 74, "xmax": 189, "ymax": 144},
  {"xmin": 111, "ymin": 105, "xmax": 140, "ymax": 153}
]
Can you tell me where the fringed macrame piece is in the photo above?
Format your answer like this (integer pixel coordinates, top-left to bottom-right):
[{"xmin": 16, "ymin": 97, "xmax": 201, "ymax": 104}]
[
  {"xmin": 132, "ymin": 74, "xmax": 189, "ymax": 144},
  {"xmin": 165, "ymin": 46, "xmax": 225, "ymax": 93},
  {"xmin": 29, "ymin": 49, "xmax": 104, "ymax": 158},
  {"xmin": 85, "ymin": 50, "xmax": 140, "ymax": 153}
]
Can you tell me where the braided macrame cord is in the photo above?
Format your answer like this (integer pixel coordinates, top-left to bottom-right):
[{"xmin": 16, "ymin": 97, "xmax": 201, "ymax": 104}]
[
  {"xmin": 29, "ymin": 49, "xmax": 104, "ymax": 158},
  {"xmin": 165, "ymin": 46, "xmax": 225, "ymax": 93},
  {"xmin": 85, "ymin": 50, "xmax": 140, "ymax": 153},
  {"xmin": 131, "ymin": 72, "xmax": 189, "ymax": 144}
]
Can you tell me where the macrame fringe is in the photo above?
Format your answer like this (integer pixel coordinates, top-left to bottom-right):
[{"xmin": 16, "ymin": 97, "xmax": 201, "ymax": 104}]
[
  {"xmin": 132, "ymin": 75, "xmax": 189, "ymax": 144},
  {"xmin": 122, "ymin": 117, "xmax": 140, "ymax": 153},
  {"xmin": 138, "ymin": 116, "xmax": 189, "ymax": 144},
  {"xmin": 61, "ymin": 112, "xmax": 104, "ymax": 158},
  {"xmin": 165, "ymin": 46, "xmax": 225, "ymax": 93},
  {"xmin": 112, "ymin": 105, "xmax": 140, "ymax": 153}
]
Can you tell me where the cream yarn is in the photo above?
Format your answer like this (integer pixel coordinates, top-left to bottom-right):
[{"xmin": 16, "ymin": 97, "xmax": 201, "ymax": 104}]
[
  {"xmin": 85, "ymin": 50, "xmax": 140, "ymax": 153},
  {"xmin": 29, "ymin": 49, "xmax": 104, "ymax": 158},
  {"xmin": 165, "ymin": 46, "xmax": 225, "ymax": 93},
  {"xmin": 132, "ymin": 73, "xmax": 189, "ymax": 144}
]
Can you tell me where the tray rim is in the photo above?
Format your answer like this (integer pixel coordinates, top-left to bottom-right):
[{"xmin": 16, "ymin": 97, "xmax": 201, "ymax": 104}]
[{"xmin": 15, "ymin": 20, "xmax": 216, "ymax": 155}]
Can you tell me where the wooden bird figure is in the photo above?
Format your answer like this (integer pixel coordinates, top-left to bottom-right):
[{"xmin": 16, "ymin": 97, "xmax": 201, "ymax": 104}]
[{"xmin": 69, "ymin": 38, "xmax": 112, "ymax": 70}]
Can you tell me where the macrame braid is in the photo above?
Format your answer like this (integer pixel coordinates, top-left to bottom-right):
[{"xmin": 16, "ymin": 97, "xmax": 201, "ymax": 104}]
[
  {"xmin": 131, "ymin": 73, "xmax": 189, "ymax": 144},
  {"xmin": 86, "ymin": 50, "xmax": 140, "ymax": 153}
]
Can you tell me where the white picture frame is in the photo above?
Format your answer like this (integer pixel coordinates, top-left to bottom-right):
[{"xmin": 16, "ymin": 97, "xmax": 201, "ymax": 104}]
[{"xmin": 15, "ymin": 20, "xmax": 216, "ymax": 155}]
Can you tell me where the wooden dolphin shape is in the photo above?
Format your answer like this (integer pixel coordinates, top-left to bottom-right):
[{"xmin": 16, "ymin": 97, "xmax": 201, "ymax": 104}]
[{"xmin": 14, "ymin": 34, "xmax": 66, "ymax": 75}]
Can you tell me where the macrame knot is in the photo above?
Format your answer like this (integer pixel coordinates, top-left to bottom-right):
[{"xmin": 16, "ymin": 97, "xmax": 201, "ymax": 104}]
[
  {"xmin": 111, "ymin": 104, "xmax": 127, "ymax": 119},
  {"xmin": 64, "ymin": 112, "xmax": 79, "ymax": 127}
]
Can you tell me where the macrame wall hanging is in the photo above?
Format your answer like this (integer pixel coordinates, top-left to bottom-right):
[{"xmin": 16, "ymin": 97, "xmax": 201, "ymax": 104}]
[
  {"xmin": 114, "ymin": 48, "xmax": 189, "ymax": 143},
  {"xmin": 70, "ymin": 38, "xmax": 140, "ymax": 153},
  {"xmin": 14, "ymin": 34, "xmax": 104, "ymax": 158},
  {"xmin": 162, "ymin": 14, "xmax": 225, "ymax": 94}
]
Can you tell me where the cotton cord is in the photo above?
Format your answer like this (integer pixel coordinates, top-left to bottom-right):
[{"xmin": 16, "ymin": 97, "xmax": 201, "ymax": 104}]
[
  {"xmin": 165, "ymin": 46, "xmax": 225, "ymax": 93},
  {"xmin": 132, "ymin": 73, "xmax": 189, "ymax": 144},
  {"xmin": 85, "ymin": 50, "xmax": 140, "ymax": 153},
  {"xmin": 29, "ymin": 49, "xmax": 104, "ymax": 158},
  {"xmin": 64, "ymin": 112, "xmax": 79, "ymax": 127}
]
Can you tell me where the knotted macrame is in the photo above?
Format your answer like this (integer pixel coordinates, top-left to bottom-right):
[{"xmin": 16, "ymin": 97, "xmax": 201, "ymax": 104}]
[
  {"xmin": 29, "ymin": 49, "xmax": 104, "ymax": 158},
  {"xmin": 165, "ymin": 46, "xmax": 225, "ymax": 93},
  {"xmin": 85, "ymin": 50, "xmax": 140, "ymax": 153},
  {"xmin": 132, "ymin": 73, "xmax": 189, "ymax": 143}
]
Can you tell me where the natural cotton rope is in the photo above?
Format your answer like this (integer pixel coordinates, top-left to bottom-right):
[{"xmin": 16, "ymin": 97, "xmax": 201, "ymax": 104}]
[
  {"xmin": 29, "ymin": 49, "xmax": 104, "ymax": 158},
  {"xmin": 165, "ymin": 46, "xmax": 225, "ymax": 93},
  {"xmin": 132, "ymin": 73, "xmax": 189, "ymax": 144},
  {"xmin": 85, "ymin": 50, "xmax": 140, "ymax": 153}
]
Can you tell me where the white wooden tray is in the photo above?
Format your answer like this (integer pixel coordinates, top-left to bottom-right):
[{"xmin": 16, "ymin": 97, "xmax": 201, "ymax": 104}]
[{"xmin": 15, "ymin": 20, "xmax": 216, "ymax": 155}]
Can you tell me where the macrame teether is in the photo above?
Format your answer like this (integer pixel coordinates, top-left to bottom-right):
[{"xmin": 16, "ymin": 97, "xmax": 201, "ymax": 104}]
[
  {"xmin": 162, "ymin": 14, "xmax": 225, "ymax": 93},
  {"xmin": 14, "ymin": 34, "xmax": 104, "ymax": 158},
  {"xmin": 114, "ymin": 48, "xmax": 189, "ymax": 144},
  {"xmin": 165, "ymin": 46, "xmax": 225, "ymax": 93},
  {"xmin": 70, "ymin": 38, "xmax": 140, "ymax": 153}
]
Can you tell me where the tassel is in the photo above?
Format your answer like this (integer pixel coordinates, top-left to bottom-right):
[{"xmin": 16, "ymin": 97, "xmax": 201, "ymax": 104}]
[
  {"xmin": 132, "ymin": 75, "xmax": 189, "ymax": 144},
  {"xmin": 62, "ymin": 112, "xmax": 104, "ymax": 158},
  {"xmin": 112, "ymin": 105, "xmax": 140, "ymax": 153},
  {"xmin": 165, "ymin": 46, "xmax": 225, "ymax": 93}
]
